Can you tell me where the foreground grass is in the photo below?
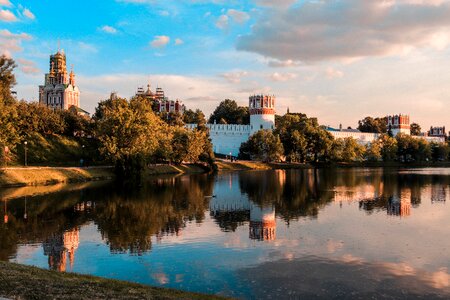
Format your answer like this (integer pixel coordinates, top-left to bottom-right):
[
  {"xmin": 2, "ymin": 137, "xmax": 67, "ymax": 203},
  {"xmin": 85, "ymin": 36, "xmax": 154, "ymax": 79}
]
[
  {"xmin": 0, "ymin": 166, "xmax": 114, "ymax": 187},
  {"xmin": 0, "ymin": 262, "xmax": 225, "ymax": 300}
]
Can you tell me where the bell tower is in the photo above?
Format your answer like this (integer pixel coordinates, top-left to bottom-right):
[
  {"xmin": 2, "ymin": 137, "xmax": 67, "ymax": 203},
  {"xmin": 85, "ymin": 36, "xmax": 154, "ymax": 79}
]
[{"xmin": 249, "ymin": 94, "xmax": 275, "ymax": 135}]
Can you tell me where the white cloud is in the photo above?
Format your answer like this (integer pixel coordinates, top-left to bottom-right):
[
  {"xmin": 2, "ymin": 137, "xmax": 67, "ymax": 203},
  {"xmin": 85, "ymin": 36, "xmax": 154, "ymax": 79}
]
[
  {"xmin": 175, "ymin": 38, "xmax": 184, "ymax": 45},
  {"xmin": 0, "ymin": 29, "xmax": 32, "ymax": 56},
  {"xmin": 22, "ymin": 8, "xmax": 35, "ymax": 20},
  {"xmin": 150, "ymin": 35, "xmax": 170, "ymax": 48},
  {"xmin": 325, "ymin": 68, "xmax": 344, "ymax": 79},
  {"xmin": 220, "ymin": 71, "xmax": 249, "ymax": 83},
  {"xmin": 215, "ymin": 14, "xmax": 228, "ymax": 30},
  {"xmin": 0, "ymin": 9, "xmax": 17, "ymax": 22},
  {"xmin": 270, "ymin": 72, "xmax": 297, "ymax": 82},
  {"xmin": 227, "ymin": 9, "xmax": 249, "ymax": 24},
  {"xmin": 18, "ymin": 58, "xmax": 40, "ymax": 74},
  {"xmin": 237, "ymin": 0, "xmax": 450, "ymax": 62},
  {"xmin": 78, "ymin": 42, "xmax": 98, "ymax": 53},
  {"xmin": 100, "ymin": 25, "xmax": 117, "ymax": 34},
  {"xmin": 267, "ymin": 59, "xmax": 300, "ymax": 68},
  {"xmin": 0, "ymin": 0, "xmax": 11, "ymax": 7}
]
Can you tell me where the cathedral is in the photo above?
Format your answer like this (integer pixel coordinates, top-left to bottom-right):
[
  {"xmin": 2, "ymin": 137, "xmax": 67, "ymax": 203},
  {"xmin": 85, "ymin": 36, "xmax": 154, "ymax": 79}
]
[{"xmin": 39, "ymin": 50, "xmax": 81, "ymax": 111}]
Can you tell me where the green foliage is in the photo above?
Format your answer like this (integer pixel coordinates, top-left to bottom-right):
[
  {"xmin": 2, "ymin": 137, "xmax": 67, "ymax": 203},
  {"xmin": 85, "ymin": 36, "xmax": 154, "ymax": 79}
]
[
  {"xmin": 208, "ymin": 99, "xmax": 249, "ymax": 125},
  {"xmin": 365, "ymin": 139, "xmax": 382, "ymax": 162},
  {"xmin": 275, "ymin": 113, "xmax": 333, "ymax": 163},
  {"xmin": 0, "ymin": 55, "xmax": 17, "ymax": 104},
  {"xmin": 239, "ymin": 130, "xmax": 284, "ymax": 162},
  {"xmin": 357, "ymin": 116, "xmax": 387, "ymax": 133},
  {"xmin": 379, "ymin": 134, "xmax": 398, "ymax": 161},
  {"xmin": 410, "ymin": 122, "xmax": 421, "ymax": 136}
]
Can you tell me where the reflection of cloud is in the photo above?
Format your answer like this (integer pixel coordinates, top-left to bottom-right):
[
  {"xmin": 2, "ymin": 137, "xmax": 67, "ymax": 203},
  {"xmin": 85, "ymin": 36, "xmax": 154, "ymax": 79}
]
[
  {"xmin": 326, "ymin": 240, "xmax": 343, "ymax": 254},
  {"xmin": 152, "ymin": 273, "xmax": 169, "ymax": 285}
]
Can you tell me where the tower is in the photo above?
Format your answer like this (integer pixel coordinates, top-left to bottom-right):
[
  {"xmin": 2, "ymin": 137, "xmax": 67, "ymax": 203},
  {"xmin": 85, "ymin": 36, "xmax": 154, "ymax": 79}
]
[
  {"xmin": 249, "ymin": 94, "xmax": 276, "ymax": 135},
  {"xmin": 387, "ymin": 114, "xmax": 410, "ymax": 136},
  {"xmin": 39, "ymin": 50, "xmax": 80, "ymax": 110}
]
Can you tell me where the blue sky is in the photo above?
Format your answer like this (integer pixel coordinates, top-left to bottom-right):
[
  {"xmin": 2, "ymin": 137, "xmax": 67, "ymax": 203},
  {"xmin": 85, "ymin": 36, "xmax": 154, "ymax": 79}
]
[{"xmin": 3, "ymin": 0, "xmax": 450, "ymax": 130}]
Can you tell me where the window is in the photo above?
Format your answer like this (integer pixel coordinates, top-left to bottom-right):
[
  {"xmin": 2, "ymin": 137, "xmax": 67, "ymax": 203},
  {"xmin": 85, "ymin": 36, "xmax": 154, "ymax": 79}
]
[{"xmin": 260, "ymin": 125, "xmax": 263, "ymax": 129}]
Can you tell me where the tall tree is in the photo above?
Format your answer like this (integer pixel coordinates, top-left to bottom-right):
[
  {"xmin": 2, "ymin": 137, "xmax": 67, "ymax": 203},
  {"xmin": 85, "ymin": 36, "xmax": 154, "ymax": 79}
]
[
  {"xmin": 239, "ymin": 130, "xmax": 284, "ymax": 162},
  {"xmin": 357, "ymin": 116, "xmax": 387, "ymax": 133},
  {"xmin": 410, "ymin": 122, "xmax": 421, "ymax": 136},
  {"xmin": 208, "ymin": 99, "xmax": 249, "ymax": 125},
  {"xmin": 0, "ymin": 55, "xmax": 17, "ymax": 104}
]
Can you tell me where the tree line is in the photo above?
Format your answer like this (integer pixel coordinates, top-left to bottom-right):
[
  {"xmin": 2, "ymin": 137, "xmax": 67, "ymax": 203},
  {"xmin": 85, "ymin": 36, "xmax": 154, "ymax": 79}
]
[
  {"xmin": 239, "ymin": 113, "xmax": 450, "ymax": 163},
  {"xmin": 0, "ymin": 56, "xmax": 214, "ymax": 178}
]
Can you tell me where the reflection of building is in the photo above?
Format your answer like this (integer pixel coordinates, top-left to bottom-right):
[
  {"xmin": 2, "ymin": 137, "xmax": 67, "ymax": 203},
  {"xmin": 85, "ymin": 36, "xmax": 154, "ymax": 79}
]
[
  {"xmin": 209, "ymin": 178, "xmax": 276, "ymax": 241},
  {"xmin": 249, "ymin": 204, "xmax": 276, "ymax": 241},
  {"xmin": 333, "ymin": 184, "xmax": 383, "ymax": 203},
  {"xmin": 43, "ymin": 228, "xmax": 79, "ymax": 272},
  {"xmin": 387, "ymin": 189, "xmax": 411, "ymax": 217}
]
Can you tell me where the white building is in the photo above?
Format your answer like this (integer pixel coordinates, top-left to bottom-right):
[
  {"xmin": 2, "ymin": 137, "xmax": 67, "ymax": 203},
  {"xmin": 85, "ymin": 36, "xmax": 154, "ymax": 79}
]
[{"xmin": 186, "ymin": 94, "xmax": 275, "ymax": 157}]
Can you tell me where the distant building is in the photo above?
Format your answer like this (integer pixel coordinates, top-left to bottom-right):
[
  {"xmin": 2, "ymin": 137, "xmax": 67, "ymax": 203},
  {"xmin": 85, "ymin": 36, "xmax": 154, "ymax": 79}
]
[
  {"xmin": 326, "ymin": 126, "xmax": 379, "ymax": 146},
  {"xmin": 39, "ymin": 50, "xmax": 80, "ymax": 111},
  {"xmin": 135, "ymin": 83, "xmax": 185, "ymax": 114},
  {"xmin": 186, "ymin": 94, "xmax": 276, "ymax": 156},
  {"xmin": 327, "ymin": 114, "xmax": 445, "ymax": 145},
  {"xmin": 426, "ymin": 126, "xmax": 447, "ymax": 139},
  {"xmin": 43, "ymin": 228, "xmax": 79, "ymax": 272},
  {"xmin": 387, "ymin": 114, "xmax": 411, "ymax": 136}
]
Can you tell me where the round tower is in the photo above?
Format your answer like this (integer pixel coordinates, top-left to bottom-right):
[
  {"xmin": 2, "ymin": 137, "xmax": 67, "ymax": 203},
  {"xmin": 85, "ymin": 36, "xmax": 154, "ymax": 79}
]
[{"xmin": 249, "ymin": 94, "xmax": 275, "ymax": 135}]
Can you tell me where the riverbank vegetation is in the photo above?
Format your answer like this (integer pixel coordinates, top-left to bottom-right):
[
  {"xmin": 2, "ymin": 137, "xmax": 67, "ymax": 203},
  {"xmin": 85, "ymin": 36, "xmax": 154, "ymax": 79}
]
[
  {"xmin": 240, "ymin": 113, "xmax": 450, "ymax": 164},
  {"xmin": 0, "ymin": 56, "xmax": 214, "ymax": 180},
  {"xmin": 0, "ymin": 261, "xmax": 223, "ymax": 300}
]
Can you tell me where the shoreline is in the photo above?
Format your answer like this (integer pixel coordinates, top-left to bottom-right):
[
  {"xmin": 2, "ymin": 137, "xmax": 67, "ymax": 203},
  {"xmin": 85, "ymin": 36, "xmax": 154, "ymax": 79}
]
[
  {"xmin": 1, "ymin": 161, "xmax": 450, "ymax": 188},
  {"xmin": 0, "ymin": 261, "xmax": 224, "ymax": 300}
]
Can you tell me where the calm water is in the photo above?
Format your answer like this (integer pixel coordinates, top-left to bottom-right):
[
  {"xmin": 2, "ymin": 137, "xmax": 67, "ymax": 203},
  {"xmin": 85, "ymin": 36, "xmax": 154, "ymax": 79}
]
[{"xmin": 2, "ymin": 168, "xmax": 450, "ymax": 299}]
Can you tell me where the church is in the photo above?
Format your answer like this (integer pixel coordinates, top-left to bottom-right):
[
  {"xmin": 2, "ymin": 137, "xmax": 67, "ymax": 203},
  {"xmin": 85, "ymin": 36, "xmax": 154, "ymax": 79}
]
[{"xmin": 39, "ymin": 50, "xmax": 83, "ymax": 113}]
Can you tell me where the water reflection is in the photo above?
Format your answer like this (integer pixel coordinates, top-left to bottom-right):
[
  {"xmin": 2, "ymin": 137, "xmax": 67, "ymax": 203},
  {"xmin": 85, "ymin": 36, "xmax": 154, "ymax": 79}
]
[{"xmin": 1, "ymin": 168, "xmax": 450, "ymax": 298}]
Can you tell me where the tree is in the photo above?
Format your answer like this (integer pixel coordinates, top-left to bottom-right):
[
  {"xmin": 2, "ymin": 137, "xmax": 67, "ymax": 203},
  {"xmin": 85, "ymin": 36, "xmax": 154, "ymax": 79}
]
[
  {"xmin": 95, "ymin": 97, "xmax": 167, "ymax": 180},
  {"xmin": 410, "ymin": 122, "xmax": 421, "ymax": 136},
  {"xmin": 357, "ymin": 117, "xmax": 387, "ymax": 133},
  {"xmin": 239, "ymin": 130, "xmax": 284, "ymax": 162},
  {"xmin": 365, "ymin": 140, "xmax": 382, "ymax": 162},
  {"xmin": 0, "ymin": 55, "xmax": 17, "ymax": 104},
  {"xmin": 341, "ymin": 138, "xmax": 365, "ymax": 162},
  {"xmin": 208, "ymin": 99, "xmax": 249, "ymax": 125},
  {"xmin": 379, "ymin": 134, "xmax": 398, "ymax": 162},
  {"xmin": 431, "ymin": 143, "xmax": 450, "ymax": 161}
]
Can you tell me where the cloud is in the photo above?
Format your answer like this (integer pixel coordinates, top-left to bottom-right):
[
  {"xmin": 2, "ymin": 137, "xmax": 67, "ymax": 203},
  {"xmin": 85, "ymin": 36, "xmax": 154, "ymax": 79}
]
[
  {"xmin": 215, "ymin": 14, "xmax": 228, "ymax": 29},
  {"xmin": 216, "ymin": 9, "xmax": 250, "ymax": 30},
  {"xmin": 0, "ymin": 0, "xmax": 11, "ymax": 7},
  {"xmin": 78, "ymin": 42, "xmax": 98, "ymax": 53},
  {"xmin": 325, "ymin": 67, "xmax": 344, "ymax": 79},
  {"xmin": 175, "ymin": 38, "xmax": 184, "ymax": 45},
  {"xmin": 237, "ymin": 0, "xmax": 450, "ymax": 63},
  {"xmin": 0, "ymin": 9, "xmax": 16, "ymax": 21},
  {"xmin": 0, "ymin": 29, "xmax": 32, "ymax": 56},
  {"xmin": 17, "ymin": 58, "xmax": 40, "ymax": 74},
  {"xmin": 227, "ymin": 9, "xmax": 249, "ymax": 24},
  {"xmin": 100, "ymin": 25, "xmax": 117, "ymax": 34},
  {"xmin": 270, "ymin": 72, "xmax": 297, "ymax": 82},
  {"xmin": 267, "ymin": 59, "xmax": 300, "ymax": 68},
  {"xmin": 22, "ymin": 8, "xmax": 35, "ymax": 20},
  {"xmin": 220, "ymin": 71, "xmax": 248, "ymax": 83},
  {"xmin": 254, "ymin": 0, "xmax": 296, "ymax": 7},
  {"xmin": 150, "ymin": 35, "xmax": 170, "ymax": 48}
]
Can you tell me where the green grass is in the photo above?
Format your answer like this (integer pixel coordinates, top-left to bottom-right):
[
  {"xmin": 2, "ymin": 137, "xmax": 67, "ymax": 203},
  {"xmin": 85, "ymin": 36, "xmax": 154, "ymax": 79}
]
[
  {"xmin": 0, "ymin": 262, "xmax": 226, "ymax": 300},
  {"xmin": 0, "ymin": 167, "xmax": 114, "ymax": 187}
]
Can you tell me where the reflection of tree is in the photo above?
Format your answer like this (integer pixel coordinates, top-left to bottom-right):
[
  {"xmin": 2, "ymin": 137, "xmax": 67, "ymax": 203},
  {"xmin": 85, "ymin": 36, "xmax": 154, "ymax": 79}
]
[{"xmin": 94, "ymin": 175, "xmax": 213, "ymax": 254}]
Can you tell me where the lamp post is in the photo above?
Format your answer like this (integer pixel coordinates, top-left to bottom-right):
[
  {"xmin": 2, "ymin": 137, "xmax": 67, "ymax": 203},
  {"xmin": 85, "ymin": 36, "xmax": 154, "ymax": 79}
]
[{"xmin": 24, "ymin": 141, "xmax": 28, "ymax": 167}]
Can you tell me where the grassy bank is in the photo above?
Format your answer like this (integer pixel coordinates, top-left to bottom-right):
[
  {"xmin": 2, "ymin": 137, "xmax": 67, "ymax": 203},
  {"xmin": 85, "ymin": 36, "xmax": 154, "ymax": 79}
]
[
  {"xmin": 0, "ymin": 262, "xmax": 224, "ymax": 300},
  {"xmin": 0, "ymin": 167, "xmax": 114, "ymax": 187},
  {"xmin": 216, "ymin": 159, "xmax": 450, "ymax": 172},
  {"xmin": 0, "ymin": 164, "xmax": 211, "ymax": 188}
]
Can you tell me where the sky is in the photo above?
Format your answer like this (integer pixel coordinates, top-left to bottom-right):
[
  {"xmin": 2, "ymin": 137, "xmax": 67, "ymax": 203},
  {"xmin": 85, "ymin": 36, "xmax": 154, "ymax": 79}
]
[{"xmin": 2, "ymin": 0, "xmax": 450, "ymax": 129}]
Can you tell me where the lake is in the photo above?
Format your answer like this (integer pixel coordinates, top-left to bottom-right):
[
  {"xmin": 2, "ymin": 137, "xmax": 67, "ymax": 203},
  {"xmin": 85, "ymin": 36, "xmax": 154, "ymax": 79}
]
[{"xmin": 2, "ymin": 168, "xmax": 450, "ymax": 299}]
